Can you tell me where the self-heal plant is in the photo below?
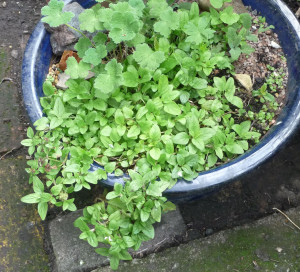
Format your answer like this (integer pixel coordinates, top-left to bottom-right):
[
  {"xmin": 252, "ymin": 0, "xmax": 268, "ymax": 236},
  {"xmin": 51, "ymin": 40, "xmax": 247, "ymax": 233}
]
[{"xmin": 21, "ymin": 0, "xmax": 279, "ymax": 269}]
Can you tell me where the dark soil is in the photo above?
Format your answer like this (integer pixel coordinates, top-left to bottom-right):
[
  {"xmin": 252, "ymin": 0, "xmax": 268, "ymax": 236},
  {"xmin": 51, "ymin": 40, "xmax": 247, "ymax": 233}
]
[{"xmin": 282, "ymin": 0, "xmax": 300, "ymax": 14}]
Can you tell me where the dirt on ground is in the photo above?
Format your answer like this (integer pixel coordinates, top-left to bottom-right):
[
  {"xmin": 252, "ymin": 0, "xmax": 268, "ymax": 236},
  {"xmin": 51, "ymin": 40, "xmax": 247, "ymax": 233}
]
[{"xmin": 283, "ymin": 0, "xmax": 300, "ymax": 14}]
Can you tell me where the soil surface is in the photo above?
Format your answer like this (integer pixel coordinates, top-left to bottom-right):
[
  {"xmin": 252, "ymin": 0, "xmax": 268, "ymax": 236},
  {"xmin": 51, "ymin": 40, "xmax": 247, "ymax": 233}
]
[
  {"xmin": 0, "ymin": 0, "xmax": 299, "ymax": 271},
  {"xmin": 282, "ymin": 0, "xmax": 300, "ymax": 14}
]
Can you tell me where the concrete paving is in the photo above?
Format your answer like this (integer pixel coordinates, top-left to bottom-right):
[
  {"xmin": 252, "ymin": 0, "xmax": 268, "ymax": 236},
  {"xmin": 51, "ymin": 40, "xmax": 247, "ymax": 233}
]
[
  {"xmin": 0, "ymin": 1, "xmax": 50, "ymax": 271},
  {"xmin": 93, "ymin": 207, "xmax": 300, "ymax": 272},
  {"xmin": 49, "ymin": 209, "xmax": 186, "ymax": 272}
]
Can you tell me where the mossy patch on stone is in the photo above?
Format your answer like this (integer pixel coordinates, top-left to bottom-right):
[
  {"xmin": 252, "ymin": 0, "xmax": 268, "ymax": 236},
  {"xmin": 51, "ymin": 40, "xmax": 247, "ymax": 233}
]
[
  {"xmin": 0, "ymin": 48, "xmax": 23, "ymax": 153},
  {"xmin": 94, "ymin": 207, "xmax": 300, "ymax": 272},
  {"xmin": 0, "ymin": 157, "xmax": 50, "ymax": 272}
]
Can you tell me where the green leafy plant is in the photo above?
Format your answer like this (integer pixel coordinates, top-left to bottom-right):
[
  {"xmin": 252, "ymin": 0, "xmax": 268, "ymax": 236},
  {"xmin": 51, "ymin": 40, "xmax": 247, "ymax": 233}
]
[{"xmin": 21, "ymin": 0, "xmax": 281, "ymax": 269}]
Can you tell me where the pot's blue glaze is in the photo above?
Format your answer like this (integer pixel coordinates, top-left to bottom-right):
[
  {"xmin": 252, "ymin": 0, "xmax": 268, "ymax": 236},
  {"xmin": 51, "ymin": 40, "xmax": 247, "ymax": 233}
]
[{"xmin": 22, "ymin": 0, "xmax": 300, "ymax": 202}]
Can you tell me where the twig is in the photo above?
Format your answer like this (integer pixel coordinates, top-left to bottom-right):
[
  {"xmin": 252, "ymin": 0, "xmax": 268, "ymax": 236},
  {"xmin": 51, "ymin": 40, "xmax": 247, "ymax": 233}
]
[
  {"xmin": 0, "ymin": 148, "xmax": 16, "ymax": 160},
  {"xmin": 273, "ymin": 207, "xmax": 300, "ymax": 231},
  {"xmin": 0, "ymin": 77, "xmax": 13, "ymax": 85},
  {"xmin": 270, "ymin": 258, "xmax": 280, "ymax": 263}
]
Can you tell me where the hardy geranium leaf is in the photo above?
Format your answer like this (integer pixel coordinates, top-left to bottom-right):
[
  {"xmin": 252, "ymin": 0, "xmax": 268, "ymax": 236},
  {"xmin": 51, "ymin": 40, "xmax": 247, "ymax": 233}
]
[
  {"xmin": 65, "ymin": 57, "xmax": 91, "ymax": 79},
  {"xmin": 154, "ymin": 8, "xmax": 180, "ymax": 38},
  {"xmin": 220, "ymin": 6, "xmax": 240, "ymax": 25},
  {"xmin": 129, "ymin": 0, "xmax": 145, "ymax": 16},
  {"xmin": 148, "ymin": 0, "xmax": 169, "ymax": 17},
  {"xmin": 210, "ymin": 0, "xmax": 232, "ymax": 9},
  {"xmin": 94, "ymin": 59, "xmax": 123, "ymax": 95},
  {"xmin": 109, "ymin": 12, "xmax": 140, "ymax": 43},
  {"xmin": 184, "ymin": 16, "xmax": 215, "ymax": 45},
  {"xmin": 82, "ymin": 45, "xmax": 107, "ymax": 66},
  {"xmin": 133, "ymin": 44, "xmax": 165, "ymax": 71},
  {"xmin": 210, "ymin": 0, "xmax": 224, "ymax": 9},
  {"xmin": 74, "ymin": 37, "xmax": 92, "ymax": 58},
  {"xmin": 79, "ymin": 8, "xmax": 103, "ymax": 33},
  {"xmin": 41, "ymin": 0, "xmax": 74, "ymax": 27},
  {"xmin": 123, "ymin": 65, "xmax": 139, "ymax": 87}
]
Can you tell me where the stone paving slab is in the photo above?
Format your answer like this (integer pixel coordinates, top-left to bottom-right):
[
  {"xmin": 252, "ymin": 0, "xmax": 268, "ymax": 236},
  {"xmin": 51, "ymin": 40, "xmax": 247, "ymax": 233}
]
[
  {"xmin": 49, "ymin": 209, "xmax": 186, "ymax": 272},
  {"xmin": 93, "ymin": 207, "xmax": 300, "ymax": 272},
  {"xmin": 0, "ymin": 157, "xmax": 50, "ymax": 272},
  {"xmin": 0, "ymin": 48, "xmax": 23, "ymax": 153}
]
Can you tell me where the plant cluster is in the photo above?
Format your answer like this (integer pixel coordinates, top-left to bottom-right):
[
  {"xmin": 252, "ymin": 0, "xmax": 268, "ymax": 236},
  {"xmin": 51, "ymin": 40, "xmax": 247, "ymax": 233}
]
[{"xmin": 21, "ymin": 0, "xmax": 280, "ymax": 269}]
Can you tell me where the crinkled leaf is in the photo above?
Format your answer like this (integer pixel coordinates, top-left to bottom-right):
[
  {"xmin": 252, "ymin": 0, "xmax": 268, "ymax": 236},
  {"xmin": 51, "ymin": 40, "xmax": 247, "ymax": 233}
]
[
  {"xmin": 82, "ymin": 45, "xmax": 107, "ymax": 66},
  {"xmin": 65, "ymin": 57, "xmax": 91, "ymax": 79},
  {"xmin": 133, "ymin": 44, "xmax": 165, "ymax": 71},
  {"xmin": 41, "ymin": 0, "xmax": 74, "ymax": 27},
  {"xmin": 154, "ymin": 9, "xmax": 179, "ymax": 38},
  {"xmin": 148, "ymin": 0, "xmax": 169, "ymax": 17},
  {"xmin": 79, "ymin": 8, "xmax": 103, "ymax": 32},
  {"xmin": 220, "ymin": 6, "xmax": 240, "ymax": 25},
  {"xmin": 94, "ymin": 59, "xmax": 123, "ymax": 95},
  {"xmin": 123, "ymin": 65, "xmax": 139, "ymax": 87},
  {"xmin": 184, "ymin": 16, "xmax": 215, "ymax": 45},
  {"xmin": 74, "ymin": 37, "xmax": 92, "ymax": 58},
  {"xmin": 109, "ymin": 11, "xmax": 140, "ymax": 43}
]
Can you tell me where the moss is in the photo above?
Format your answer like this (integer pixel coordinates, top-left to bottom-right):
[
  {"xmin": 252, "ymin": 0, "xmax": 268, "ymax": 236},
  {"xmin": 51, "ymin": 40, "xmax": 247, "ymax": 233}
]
[
  {"xmin": 0, "ymin": 157, "xmax": 49, "ymax": 272},
  {"xmin": 97, "ymin": 211, "xmax": 300, "ymax": 272}
]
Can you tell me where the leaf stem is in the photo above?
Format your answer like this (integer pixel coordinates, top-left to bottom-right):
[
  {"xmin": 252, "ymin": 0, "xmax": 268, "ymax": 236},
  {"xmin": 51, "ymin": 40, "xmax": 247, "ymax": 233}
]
[{"xmin": 65, "ymin": 23, "xmax": 96, "ymax": 48}]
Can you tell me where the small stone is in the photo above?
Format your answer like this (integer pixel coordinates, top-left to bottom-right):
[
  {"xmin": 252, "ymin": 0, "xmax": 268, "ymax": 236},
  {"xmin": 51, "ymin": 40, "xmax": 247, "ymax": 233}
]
[
  {"xmin": 255, "ymin": 248, "xmax": 270, "ymax": 261},
  {"xmin": 198, "ymin": 0, "xmax": 247, "ymax": 13},
  {"xmin": 265, "ymin": 30, "xmax": 272, "ymax": 35},
  {"xmin": 11, "ymin": 50, "xmax": 18, "ymax": 59},
  {"xmin": 85, "ymin": 71, "xmax": 95, "ymax": 80},
  {"xmin": 2, "ymin": 1, "xmax": 6, "ymax": 7},
  {"xmin": 275, "ymin": 247, "xmax": 283, "ymax": 253},
  {"xmin": 270, "ymin": 41, "xmax": 281, "ymax": 49},
  {"xmin": 296, "ymin": 7, "xmax": 300, "ymax": 18},
  {"xmin": 234, "ymin": 74, "xmax": 253, "ymax": 92},
  {"xmin": 56, "ymin": 73, "xmax": 70, "ymax": 90},
  {"xmin": 205, "ymin": 228, "xmax": 213, "ymax": 236}
]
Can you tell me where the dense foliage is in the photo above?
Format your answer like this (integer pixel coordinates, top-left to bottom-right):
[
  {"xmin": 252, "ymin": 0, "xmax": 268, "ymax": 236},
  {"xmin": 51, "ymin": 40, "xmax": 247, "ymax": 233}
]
[{"xmin": 21, "ymin": 0, "xmax": 279, "ymax": 269}]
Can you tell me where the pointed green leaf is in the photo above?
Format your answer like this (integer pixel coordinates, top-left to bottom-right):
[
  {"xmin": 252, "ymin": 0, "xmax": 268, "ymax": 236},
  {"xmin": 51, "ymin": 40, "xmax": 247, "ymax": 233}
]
[{"xmin": 38, "ymin": 202, "xmax": 48, "ymax": 220}]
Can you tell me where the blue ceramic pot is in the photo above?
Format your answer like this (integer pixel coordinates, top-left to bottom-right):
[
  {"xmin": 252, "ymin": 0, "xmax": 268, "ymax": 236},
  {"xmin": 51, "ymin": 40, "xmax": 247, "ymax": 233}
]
[{"xmin": 22, "ymin": 0, "xmax": 300, "ymax": 202}]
